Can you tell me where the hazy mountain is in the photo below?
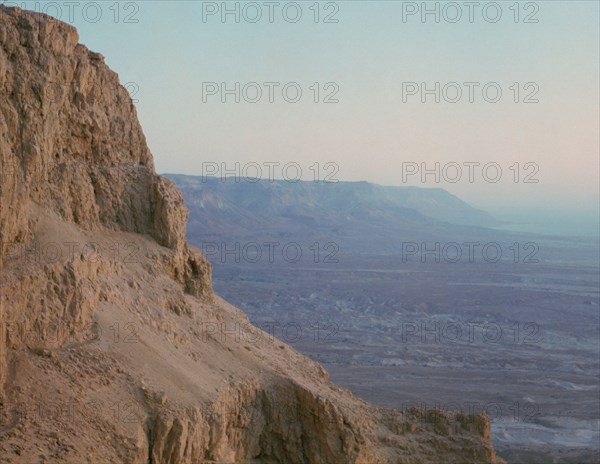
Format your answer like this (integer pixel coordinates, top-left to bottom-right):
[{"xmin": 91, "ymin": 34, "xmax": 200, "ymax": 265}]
[{"xmin": 167, "ymin": 174, "xmax": 499, "ymax": 254}]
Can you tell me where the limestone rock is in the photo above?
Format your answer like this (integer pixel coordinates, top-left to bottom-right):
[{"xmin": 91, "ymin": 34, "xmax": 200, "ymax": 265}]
[{"xmin": 0, "ymin": 6, "xmax": 504, "ymax": 463}]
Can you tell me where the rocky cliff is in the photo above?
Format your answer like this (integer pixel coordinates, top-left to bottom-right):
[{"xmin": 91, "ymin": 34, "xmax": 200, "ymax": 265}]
[{"xmin": 0, "ymin": 6, "xmax": 504, "ymax": 463}]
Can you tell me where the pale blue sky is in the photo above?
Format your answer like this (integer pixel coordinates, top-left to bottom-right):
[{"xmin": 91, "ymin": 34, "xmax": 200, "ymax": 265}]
[{"xmin": 6, "ymin": 1, "xmax": 599, "ymax": 234}]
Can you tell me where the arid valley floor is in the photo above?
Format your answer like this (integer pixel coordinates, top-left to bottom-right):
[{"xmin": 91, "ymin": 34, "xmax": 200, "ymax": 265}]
[{"xmin": 173, "ymin": 175, "xmax": 600, "ymax": 464}]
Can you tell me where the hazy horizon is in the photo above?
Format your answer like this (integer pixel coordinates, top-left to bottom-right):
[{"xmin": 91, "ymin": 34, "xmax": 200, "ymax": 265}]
[
  {"xmin": 7, "ymin": 0, "xmax": 598, "ymax": 235},
  {"xmin": 164, "ymin": 171, "xmax": 599, "ymax": 237}
]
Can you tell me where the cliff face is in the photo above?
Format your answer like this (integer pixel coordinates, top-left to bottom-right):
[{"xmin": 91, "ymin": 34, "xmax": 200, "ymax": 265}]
[
  {"xmin": 0, "ymin": 6, "xmax": 504, "ymax": 463},
  {"xmin": 0, "ymin": 5, "xmax": 211, "ymax": 376}
]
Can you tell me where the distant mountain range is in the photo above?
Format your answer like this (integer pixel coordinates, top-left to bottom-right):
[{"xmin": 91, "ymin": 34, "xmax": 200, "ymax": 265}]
[{"xmin": 166, "ymin": 175, "xmax": 500, "ymax": 254}]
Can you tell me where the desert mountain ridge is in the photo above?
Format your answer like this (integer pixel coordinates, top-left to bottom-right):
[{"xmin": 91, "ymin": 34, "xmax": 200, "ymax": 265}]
[
  {"xmin": 167, "ymin": 174, "xmax": 498, "ymax": 227},
  {"xmin": 167, "ymin": 174, "xmax": 502, "ymax": 257},
  {"xmin": 0, "ymin": 6, "xmax": 504, "ymax": 463}
]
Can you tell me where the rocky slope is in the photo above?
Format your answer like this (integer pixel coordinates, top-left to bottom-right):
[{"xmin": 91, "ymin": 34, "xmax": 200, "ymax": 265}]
[{"xmin": 0, "ymin": 6, "xmax": 504, "ymax": 463}]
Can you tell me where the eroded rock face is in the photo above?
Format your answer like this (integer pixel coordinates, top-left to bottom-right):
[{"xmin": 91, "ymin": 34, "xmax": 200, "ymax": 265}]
[
  {"xmin": 0, "ymin": 5, "xmax": 211, "ymax": 291},
  {"xmin": 0, "ymin": 5, "xmax": 197, "ymax": 237},
  {"xmin": 0, "ymin": 6, "xmax": 503, "ymax": 463},
  {"xmin": 0, "ymin": 2, "xmax": 210, "ymax": 410}
]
